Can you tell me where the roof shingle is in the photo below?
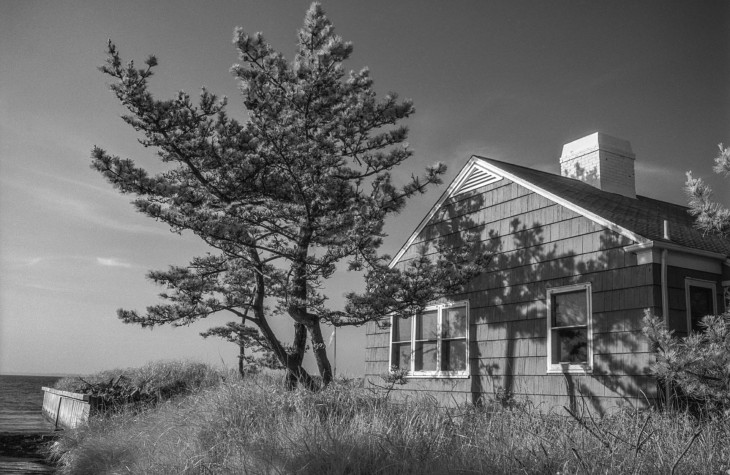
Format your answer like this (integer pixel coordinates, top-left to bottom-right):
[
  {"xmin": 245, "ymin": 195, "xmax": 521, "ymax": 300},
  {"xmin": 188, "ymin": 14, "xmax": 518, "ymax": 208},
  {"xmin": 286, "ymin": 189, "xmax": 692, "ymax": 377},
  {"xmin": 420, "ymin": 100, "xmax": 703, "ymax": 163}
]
[{"xmin": 477, "ymin": 156, "xmax": 730, "ymax": 257}]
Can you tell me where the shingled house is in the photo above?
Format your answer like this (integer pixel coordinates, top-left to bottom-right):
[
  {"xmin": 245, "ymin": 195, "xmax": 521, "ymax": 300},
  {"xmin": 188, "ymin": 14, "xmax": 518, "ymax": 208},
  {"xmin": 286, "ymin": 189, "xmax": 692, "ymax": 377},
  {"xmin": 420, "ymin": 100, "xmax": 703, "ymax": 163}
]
[{"xmin": 364, "ymin": 132, "xmax": 730, "ymax": 412}]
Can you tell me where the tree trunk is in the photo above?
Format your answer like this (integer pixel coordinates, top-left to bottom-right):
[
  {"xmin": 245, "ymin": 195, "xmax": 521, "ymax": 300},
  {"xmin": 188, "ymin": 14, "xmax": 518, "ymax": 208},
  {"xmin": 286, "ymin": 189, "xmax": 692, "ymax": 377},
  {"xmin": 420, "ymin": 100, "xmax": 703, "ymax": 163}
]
[
  {"xmin": 285, "ymin": 322, "xmax": 314, "ymax": 390},
  {"xmin": 248, "ymin": 246, "xmax": 313, "ymax": 390},
  {"xmin": 255, "ymin": 305, "xmax": 315, "ymax": 389},
  {"xmin": 284, "ymin": 227, "xmax": 330, "ymax": 389},
  {"xmin": 308, "ymin": 320, "xmax": 333, "ymax": 386},
  {"xmin": 238, "ymin": 340, "xmax": 245, "ymax": 378}
]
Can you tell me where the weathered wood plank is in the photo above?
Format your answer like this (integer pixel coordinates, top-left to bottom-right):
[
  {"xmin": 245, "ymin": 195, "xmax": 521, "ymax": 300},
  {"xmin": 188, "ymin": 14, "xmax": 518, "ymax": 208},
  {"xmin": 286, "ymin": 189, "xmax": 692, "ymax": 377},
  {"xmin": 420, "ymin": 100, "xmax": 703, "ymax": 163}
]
[
  {"xmin": 365, "ymin": 332, "xmax": 389, "ymax": 349},
  {"xmin": 365, "ymin": 346, "xmax": 389, "ymax": 363},
  {"xmin": 364, "ymin": 361, "xmax": 388, "ymax": 376},
  {"xmin": 41, "ymin": 387, "xmax": 95, "ymax": 430}
]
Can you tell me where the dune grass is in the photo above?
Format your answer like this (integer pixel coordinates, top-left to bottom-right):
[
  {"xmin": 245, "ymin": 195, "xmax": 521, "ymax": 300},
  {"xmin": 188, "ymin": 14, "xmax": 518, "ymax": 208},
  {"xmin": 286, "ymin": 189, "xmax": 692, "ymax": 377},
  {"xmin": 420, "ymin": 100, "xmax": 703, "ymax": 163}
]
[{"xmin": 48, "ymin": 363, "xmax": 730, "ymax": 474}]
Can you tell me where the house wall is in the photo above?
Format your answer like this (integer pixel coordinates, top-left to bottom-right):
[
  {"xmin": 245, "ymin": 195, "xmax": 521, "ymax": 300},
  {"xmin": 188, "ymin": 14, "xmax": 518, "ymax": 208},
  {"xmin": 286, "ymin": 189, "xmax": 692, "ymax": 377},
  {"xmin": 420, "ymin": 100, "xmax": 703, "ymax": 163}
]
[{"xmin": 364, "ymin": 177, "xmax": 661, "ymax": 413}]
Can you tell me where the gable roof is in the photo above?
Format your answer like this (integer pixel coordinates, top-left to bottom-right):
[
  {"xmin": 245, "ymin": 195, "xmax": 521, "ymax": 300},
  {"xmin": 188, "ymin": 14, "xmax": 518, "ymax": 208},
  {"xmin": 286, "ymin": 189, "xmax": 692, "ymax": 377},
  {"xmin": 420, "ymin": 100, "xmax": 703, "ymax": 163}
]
[{"xmin": 391, "ymin": 156, "xmax": 730, "ymax": 265}]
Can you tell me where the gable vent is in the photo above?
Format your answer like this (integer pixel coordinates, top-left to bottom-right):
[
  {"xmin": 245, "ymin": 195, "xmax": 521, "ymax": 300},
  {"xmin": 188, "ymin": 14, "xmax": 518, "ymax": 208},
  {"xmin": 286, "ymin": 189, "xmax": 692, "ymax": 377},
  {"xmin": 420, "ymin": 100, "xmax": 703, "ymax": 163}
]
[{"xmin": 453, "ymin": 166, "xmax": 502, "ymax": 196}]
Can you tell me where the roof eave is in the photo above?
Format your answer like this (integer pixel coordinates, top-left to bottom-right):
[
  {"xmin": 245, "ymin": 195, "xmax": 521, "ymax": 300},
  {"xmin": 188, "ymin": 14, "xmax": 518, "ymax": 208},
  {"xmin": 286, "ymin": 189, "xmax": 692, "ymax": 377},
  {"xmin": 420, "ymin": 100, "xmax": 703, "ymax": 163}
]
[{"xmin": 623, "ymin": 241, "xmax": 729, "ymax": 261}]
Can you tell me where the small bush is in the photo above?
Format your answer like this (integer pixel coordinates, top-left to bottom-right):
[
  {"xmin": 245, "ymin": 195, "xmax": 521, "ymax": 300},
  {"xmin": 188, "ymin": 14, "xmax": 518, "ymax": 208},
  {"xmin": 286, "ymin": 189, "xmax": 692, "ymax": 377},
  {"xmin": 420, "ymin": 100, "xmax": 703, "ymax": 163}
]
[
  {"xmin": 643, "ymin": 311, "xmax": 730, "ymax": 414},
  {"xmin": 53, "ymin": 360, "xmax": 222, "ymax": 411}
]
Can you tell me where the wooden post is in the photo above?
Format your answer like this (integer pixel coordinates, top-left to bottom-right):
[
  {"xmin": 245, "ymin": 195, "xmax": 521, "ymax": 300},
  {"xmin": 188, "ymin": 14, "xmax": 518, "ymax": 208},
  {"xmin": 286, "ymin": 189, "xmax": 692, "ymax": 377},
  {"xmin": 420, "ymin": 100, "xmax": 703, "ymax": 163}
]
[{"xmin": 54, "ymin": 396, "xmax": 63, "ymax": 429}]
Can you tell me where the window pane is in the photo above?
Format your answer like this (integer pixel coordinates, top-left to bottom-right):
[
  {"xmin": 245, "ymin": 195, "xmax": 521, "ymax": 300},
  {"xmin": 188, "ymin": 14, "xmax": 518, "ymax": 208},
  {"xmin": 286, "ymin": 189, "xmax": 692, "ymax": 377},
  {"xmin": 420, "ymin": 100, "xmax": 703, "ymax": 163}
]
[
  {"xmin": 416, "ymin": 310, "xmax": 438, "ymax": 340},
  {"xmin": 551, "ymin": 328, "xmax": 587, "ymax": 364},
  {"xmin": 414, "ymin": 341, "xmax": 437, "ymax": 371},
  {"xmin": 394, "ymin": 315, "xmax": 412, "ymax": 342},
  {"xmin": 689, "ymin": 285, "xmax": 714, "ymax": 333},
  {"xmin": 443, "ymin": 306, "xmax": 467, "ymax": 338},
  {"xmin": 392, "ymin": 343, "xmax": 411, "ymax": 370},
  {"xmin": 553, "ymin": 290, "xmax": 587, "ymax": 327},
  {"xmin": 442, "ymin": 340, "xmax": 466, "ymax": 371}
]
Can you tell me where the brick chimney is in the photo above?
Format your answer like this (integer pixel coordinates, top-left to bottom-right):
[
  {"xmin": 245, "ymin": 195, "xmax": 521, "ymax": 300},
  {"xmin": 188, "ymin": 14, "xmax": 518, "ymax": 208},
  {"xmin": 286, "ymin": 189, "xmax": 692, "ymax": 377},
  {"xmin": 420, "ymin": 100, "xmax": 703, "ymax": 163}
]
[{"xmin": 559, "ymin": 132, "xmax": 636, "ymax": 198}]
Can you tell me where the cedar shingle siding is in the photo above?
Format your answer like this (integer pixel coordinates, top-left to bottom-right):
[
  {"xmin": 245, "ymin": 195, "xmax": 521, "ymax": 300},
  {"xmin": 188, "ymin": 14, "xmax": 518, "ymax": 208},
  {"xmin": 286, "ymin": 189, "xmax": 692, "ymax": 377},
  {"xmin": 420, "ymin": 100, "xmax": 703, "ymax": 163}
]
[
  {"xmin": 365, "ymin": 147, "xmax": 729, "ymax": 412},
  {"xmin": 366, "ymin": 177, "xmax": 659, "ymax": 412}
]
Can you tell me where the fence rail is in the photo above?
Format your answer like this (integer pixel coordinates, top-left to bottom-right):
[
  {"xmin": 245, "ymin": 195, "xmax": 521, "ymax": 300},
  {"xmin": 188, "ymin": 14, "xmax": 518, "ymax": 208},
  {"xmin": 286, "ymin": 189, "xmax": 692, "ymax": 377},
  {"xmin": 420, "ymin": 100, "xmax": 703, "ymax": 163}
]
[{"xmin": 41, "ymin": 387, "xmax": 98, "ymax": 429}]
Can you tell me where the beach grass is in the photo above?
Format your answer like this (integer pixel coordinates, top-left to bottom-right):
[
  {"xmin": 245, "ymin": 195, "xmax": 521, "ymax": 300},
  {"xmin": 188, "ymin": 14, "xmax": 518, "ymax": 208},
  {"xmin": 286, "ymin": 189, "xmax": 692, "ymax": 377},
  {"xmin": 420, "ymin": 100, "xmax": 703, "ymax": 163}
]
[{"xmin": 48, "ymin": 363, "xmax": 730, "ymax": 474}]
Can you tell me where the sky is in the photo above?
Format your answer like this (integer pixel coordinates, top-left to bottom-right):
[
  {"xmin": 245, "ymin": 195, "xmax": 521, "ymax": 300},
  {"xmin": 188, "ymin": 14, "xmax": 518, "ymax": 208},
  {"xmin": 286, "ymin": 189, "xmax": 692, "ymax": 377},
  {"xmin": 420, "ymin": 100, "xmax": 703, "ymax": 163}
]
[{"xmin": 1, "ymin": 0, "xmax": 728, "ymax": 376}]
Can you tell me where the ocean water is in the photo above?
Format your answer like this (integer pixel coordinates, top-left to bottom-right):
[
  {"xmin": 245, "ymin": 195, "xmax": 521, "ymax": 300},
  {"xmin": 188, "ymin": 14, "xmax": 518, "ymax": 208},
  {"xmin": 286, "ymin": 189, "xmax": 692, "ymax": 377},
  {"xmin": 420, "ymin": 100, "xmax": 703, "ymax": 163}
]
[{"xmin": 0, "ymin": 375, "xmax": 61, "ymax": 434}]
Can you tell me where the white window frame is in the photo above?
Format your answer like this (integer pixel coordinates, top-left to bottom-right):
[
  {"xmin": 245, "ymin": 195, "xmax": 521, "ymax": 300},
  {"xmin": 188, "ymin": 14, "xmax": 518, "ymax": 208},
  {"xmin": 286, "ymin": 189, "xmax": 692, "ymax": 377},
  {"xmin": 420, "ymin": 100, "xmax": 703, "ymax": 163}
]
[
  {"xmin": 546, "ymin": 283, "xmax": 593, "ymax": 374},
  {"xmin": 685, "ymin": 278, "xmax": 718, "ymax": 333},
  {"xmin": 389, "ymin": 300, "xmax": 470, "ymax": 378}
]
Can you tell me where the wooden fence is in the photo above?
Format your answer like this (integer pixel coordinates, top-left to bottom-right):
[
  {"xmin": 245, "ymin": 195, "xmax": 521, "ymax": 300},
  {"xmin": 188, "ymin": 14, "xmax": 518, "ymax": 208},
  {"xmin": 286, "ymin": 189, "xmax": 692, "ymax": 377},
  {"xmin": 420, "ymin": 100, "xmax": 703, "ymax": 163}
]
[{"xmin": 41, "ymin": 387, "xmax": 98, "ymax": 429}]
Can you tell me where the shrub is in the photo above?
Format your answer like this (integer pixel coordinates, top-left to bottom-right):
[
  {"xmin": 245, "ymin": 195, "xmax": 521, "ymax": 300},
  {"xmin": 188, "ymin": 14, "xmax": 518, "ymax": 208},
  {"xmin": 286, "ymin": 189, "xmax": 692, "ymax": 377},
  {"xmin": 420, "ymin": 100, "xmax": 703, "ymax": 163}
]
[
  {"xmin": 642, "ymin": 311, "xmax": 730, "ymax": 414},
  {"xmin": 53, "ymin": 360, "xmax": 222, "ymax": 411}
]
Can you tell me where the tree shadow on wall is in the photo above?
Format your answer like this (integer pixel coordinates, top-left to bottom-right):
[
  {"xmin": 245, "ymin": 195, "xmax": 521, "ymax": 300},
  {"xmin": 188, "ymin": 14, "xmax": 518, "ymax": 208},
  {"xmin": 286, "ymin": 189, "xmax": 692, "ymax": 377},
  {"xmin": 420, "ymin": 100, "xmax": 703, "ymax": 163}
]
[
  {"xmin": 410, "ymin": 182, "xmax": 656, "ymax": 415},
  {"xmin": 393, "ymin": 188, "xmax": 490, "ymax": 398},
  {"xmin": 465, "ymin": 217, "xmax": 654, "ymax": 415},
  {"xmin": 564, "ymin": 162, "xmax": 599, "ymax": 188}
]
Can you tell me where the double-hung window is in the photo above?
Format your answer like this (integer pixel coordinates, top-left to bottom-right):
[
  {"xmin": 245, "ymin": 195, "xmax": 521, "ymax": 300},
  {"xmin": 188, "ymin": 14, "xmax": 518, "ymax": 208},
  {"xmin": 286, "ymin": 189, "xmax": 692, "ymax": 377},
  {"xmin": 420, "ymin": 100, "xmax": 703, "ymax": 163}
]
[
  {"xmin": 685, "ymin": 279, "xmax": 717, "ymax": 333},
  {"xmin": 390, "ymin": 301, "xmax": 469, "ymax": 377},
  {"xmin": 547, "ymin": 283, "xmax": 592, "ymax": 373}
]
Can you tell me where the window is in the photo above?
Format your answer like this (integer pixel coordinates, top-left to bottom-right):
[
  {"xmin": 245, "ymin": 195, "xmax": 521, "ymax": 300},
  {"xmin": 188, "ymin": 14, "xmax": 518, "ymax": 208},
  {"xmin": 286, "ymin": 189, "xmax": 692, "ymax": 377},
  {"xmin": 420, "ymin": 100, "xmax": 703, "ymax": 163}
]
[
  {"xmin": 685, "ymin": 279, "xmax": 717, "ymax": 333},
  {"xmin": 547, "ymin": 283, "xmax": 592, "ymax": 373},
  {"xmin": 390, "ymin": 301, "xmax": 469, "ymax": 377},
  {"xmin": 723, "ymin": 282, "xmax": 730, "ymax": 313}
]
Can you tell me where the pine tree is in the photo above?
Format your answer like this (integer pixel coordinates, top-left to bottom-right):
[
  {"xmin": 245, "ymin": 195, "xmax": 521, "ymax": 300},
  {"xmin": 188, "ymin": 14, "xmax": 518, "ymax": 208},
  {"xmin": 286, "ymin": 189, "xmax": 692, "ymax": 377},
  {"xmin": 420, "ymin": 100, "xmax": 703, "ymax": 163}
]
[
  {"xmin": 92, "ymin": 3, "xmax": 488, "ymax": 388},
  {"xmin": 686, "ymin": 142, "xmax": 730, "ymax": 236},
  {"xmin": 642, "ymin": 141, "xmax": 730, "ymax": 411}
]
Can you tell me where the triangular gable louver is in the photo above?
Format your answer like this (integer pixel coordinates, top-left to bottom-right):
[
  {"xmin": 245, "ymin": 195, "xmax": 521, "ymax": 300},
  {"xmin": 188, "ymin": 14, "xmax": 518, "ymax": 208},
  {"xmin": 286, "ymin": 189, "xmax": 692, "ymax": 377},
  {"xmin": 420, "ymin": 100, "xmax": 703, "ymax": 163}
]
[{"xmin": 452, "ymin": 165, "xmax": 502, "ymax": 196}]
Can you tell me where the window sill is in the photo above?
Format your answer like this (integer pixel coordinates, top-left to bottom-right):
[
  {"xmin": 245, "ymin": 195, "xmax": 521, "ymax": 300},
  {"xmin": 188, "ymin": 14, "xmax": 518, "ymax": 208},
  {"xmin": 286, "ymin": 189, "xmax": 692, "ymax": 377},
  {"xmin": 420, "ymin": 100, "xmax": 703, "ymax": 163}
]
[
  {"xmin": 547, "ymin": 364, "xmax": 592, "ymax": 375},
  {"xmin": 404, "ymin": 372, "xmax": 470, "ymax": 379}
]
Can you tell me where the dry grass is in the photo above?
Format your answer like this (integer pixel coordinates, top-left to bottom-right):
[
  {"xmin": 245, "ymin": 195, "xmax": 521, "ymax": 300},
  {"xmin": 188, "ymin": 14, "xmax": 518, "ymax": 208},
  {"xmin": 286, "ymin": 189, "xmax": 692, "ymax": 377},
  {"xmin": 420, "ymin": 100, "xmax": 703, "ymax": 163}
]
[{"xmin": 49, "ymin": 368, "xmax": 730, "ymax": 474}]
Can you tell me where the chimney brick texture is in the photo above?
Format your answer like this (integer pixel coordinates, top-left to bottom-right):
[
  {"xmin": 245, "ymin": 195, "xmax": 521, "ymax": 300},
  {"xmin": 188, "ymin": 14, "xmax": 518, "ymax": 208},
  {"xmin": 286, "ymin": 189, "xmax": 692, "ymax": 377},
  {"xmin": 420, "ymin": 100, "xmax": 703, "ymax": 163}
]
[{"xmin": 560, "ymin": 132, "xmax": 637, "ymax": 199}]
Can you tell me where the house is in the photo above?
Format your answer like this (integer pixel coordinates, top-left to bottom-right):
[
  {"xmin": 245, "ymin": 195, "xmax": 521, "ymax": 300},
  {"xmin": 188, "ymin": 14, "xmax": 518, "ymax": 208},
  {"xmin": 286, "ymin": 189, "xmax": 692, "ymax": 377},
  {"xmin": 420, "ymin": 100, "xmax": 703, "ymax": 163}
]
[{"xmin": 364, "ymin": 132, "xmax": 730, "ymax": 412}]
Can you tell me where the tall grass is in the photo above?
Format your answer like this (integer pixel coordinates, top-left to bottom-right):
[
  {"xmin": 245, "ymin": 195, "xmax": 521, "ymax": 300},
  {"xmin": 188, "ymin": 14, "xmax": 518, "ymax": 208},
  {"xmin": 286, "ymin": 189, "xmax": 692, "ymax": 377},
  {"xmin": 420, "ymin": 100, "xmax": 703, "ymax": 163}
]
[{"xmin": 50, "ymin": 368, "xmax": 730, "ymax": 474}]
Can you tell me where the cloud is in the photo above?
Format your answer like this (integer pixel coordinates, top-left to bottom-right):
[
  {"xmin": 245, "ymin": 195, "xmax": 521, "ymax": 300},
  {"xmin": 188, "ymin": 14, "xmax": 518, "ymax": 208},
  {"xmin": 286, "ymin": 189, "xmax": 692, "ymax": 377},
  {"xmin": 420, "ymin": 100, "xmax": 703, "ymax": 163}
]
[
  {"xmin": 2, "ymin": 254, "xmax": 128, "ymax": 270},
  {"xmin": 0, "ymin": 175, "xmax": 170, "ymax": 236},
  {"xmin": 0, "ymin": 255, "xmax": 70, "ymax": 270},
  {"xmin": 96, "ymin": 257, "xmax": 133, "ymax": 268},
  {"xmin": 4, "ymin": 256, "xmax": 44, "ymax": 268}
]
